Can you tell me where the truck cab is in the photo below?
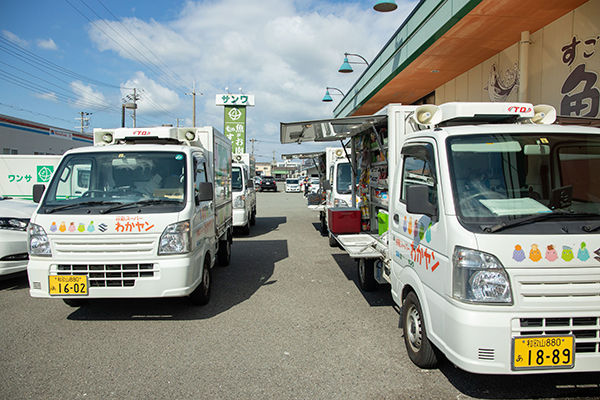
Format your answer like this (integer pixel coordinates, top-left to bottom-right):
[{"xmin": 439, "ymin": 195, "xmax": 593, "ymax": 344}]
[{"xmin": 232, "ymin": 153, "xmax": 256, "ymax": 235}]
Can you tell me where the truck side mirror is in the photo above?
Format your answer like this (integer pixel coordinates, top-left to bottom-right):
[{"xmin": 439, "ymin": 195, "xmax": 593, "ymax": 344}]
[
  {"xmin": 195, "ymin": 182, "xmax": 213, "ymax": 205},
  {"xmin": 406, "ymin": 185, "xmax": 437, "ymax": 222},
  {"xmin": 322, "ymin": 180, "xmax": 332, "ymax": 191},
  {"xmin": 33, "ymin": 184, "xmax": 46, "ymax": 204}
]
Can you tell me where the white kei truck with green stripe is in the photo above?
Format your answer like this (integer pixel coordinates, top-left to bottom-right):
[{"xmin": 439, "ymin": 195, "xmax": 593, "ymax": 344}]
[
  {"xmin": 281, "ymin": 102, "xmax": 600, "ymax": 375},
  {"xmin": 27, "ymin": 126, "xmax": 233, "ymax": 307},
  {"xmin": 0, "ymin": 155, "xmax": 61, "ymax": 201}
]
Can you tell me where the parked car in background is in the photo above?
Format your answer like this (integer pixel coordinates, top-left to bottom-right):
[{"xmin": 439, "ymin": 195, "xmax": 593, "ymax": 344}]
[
  {"xmin": 285, "ymin": 178, "xmax": 301, "ymax": 193},
  {"xmin": 259, "ymin": 176, "xmax": 277, "ymax": 192},
  {"xmin": 0, "ymin": 196, "xmax": 38, "ymax": 276},
  {"xmin": 309, "ymin": 177, "xmax": 320, "ymax": 193}
]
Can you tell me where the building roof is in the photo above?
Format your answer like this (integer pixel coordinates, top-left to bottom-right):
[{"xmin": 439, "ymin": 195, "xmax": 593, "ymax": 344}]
[{"xmin": 334, "ymin": 0, "xmax": 589, "ymax": 117}]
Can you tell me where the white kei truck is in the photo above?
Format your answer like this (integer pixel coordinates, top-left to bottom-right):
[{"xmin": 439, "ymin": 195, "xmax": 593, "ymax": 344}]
[
  {"xmin": 281, "ymin": 102, "xmax": 600, "ymax": 375},
  {"xmin": 0, "ymin": 155, "xmax": 62, "ymax": 200},
  {"xmin": 282, "ymin": 147, "xmax": 353, "ymax": 241},
  {"xmin": 27, "ymin": 126, "xmax": 233, "ymax": 307},
  {"xmin": 232, "ymin": 153, "xmax": 256, "ymax": 235}
]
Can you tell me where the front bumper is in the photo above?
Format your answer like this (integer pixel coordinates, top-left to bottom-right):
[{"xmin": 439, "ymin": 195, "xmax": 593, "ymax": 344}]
[
  {"xmin": 27, "ymin": 256, "xmax": 199, "ymax": 299},
  {"xmin": 232, "ymin": 208, "xmax": 249, "ymax": 227},
  {"xmin": 0, "ymin": 230, "xmax": 29, "ymax": 276}
]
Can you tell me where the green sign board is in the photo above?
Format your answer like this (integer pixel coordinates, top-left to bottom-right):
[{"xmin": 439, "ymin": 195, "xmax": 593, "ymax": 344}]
[{"xmin": 224, "ymin": 105, "xmax": 246, "ymax": 154}]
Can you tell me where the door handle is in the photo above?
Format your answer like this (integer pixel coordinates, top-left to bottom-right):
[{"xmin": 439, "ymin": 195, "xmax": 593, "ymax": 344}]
[{"xmin": 393, "ymin": 214, "xmax": 399, "ymax": 224}]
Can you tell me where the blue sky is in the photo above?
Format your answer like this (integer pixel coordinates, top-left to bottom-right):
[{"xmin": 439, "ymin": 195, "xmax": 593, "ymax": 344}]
[{"xmin": 0, "ymin": 0, "xmax": 417, "ymax": 162}]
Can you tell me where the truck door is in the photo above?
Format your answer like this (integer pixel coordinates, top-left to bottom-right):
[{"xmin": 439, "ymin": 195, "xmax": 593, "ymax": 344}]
[{"xmin": 390, "ymin": 142, "xmax": 447, "ymax": 300}]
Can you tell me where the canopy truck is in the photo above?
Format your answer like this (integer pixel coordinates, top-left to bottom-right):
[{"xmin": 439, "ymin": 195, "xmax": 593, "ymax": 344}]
[
  {"xmin": 27, "ymin": 126, "xmax": 233, "ymax": 307},
  {"xmin": 281, "ymin": 102, "xmax": 600, "ymax": 375},
  {"xmin": 1, "ymin": 155, "xmax": 62, "ymax": 201},
  {"xmin": 232, "ymin": 153, "xmax": 256, "ymax": 235},
  {"xmin": 282, "ymin": 147, "xmax": 352, "ymax": 240}
]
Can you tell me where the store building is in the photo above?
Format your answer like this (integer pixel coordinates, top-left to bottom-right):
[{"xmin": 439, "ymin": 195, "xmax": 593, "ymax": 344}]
[
  {"xmin": 0, "ymin": 114, "xmax": 93, "ymax": 155},
  {"xmin": 336, "ymin": 0, "xmax": 599, "ymax": 125}
]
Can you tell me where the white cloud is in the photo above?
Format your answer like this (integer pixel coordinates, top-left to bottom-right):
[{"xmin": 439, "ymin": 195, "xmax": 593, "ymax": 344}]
[
  {"xmin": 36, "ymin": 38, "xmax": 58, "ymax": 51},
  {"xmin": 2, "ymin": 30, "xmax": 29, "ymax": 47},
  {"xmin": 34, "ymin": 92, "xmax": 58, "ymax": 102},
  {"xmin": 70, "ymin": 81, "xmax": 108, "ymax": 109},
  {"xmin": 121, "ymin": 71, "xmax": 184, "ymax": 117},
  {"xmin": 85, "ymin": 0, "xmax": 418, "ymax": 160}
]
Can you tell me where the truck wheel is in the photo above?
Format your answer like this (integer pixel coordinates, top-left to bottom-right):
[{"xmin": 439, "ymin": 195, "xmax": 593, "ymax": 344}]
[
  {"xmin": 328, "ymin": 232, "xmax": 338, "ymax": 247},
  {"xmin": 250, "ymin": 209, "xmax": 256, "ymax": 226},
  {"xmin": 358, "ymin": 258, "xmax": 376, "ymax": 291},
  {"xmin": 242, "ymin": 221, "xmax": 250, "ymax": 235},
  {"xmin": 189, "ymin": 261, "xmax": 211, "ymax": 306},
  {"xmin": 217, "ymin": 234, "xmax": 231, "ymax": 266},
  {"xmin": 402, "ymin": 291, "xmax": 441, "ymax": 368},
  {"xmin": 319, "ymin": 214, "xmax": 327, "ymax": 235}
]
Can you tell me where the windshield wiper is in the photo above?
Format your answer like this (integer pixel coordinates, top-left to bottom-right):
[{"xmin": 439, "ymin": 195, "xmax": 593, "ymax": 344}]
[
  {"xmin": 45, "ymin": 201, "xmax": 121, "ymax": 214},
  {"xmin": 100, "ymin": 199, "xmax": 181, "ymax": 214},
  {"xmin": 481, "ymin": 211, "xmax": 600, "ymax": 233}
]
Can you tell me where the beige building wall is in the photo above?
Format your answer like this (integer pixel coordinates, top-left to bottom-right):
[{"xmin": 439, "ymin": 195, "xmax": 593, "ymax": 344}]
[{"xmin": 436, "ymin": 0, "xmax": 600, "ymax": 119}]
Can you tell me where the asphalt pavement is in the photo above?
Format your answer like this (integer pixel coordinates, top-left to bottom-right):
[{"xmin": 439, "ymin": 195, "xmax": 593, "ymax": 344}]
[{"xmin": 1, "ymin": 184, "xmax": 599, "ymax": 399}]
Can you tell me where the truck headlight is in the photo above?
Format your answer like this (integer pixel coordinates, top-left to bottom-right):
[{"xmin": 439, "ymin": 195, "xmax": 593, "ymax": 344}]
[
  {"xmin": 159, "ymin": 221, "xmax": 190, "ymax": 255},
  {"xmin": 233, "ymin": 195, "xmax": 246, "ymax": 209},
  {"xmin": 28, "ymin": 223, "xmax": 52, "ymax": 256},
  {"xmin": 452, "ymin": 246, "xmax": 512, "ymax": 304},
  {"xmin": 0, "ymin": 217, "xmax": 29, "ymax": 231}
]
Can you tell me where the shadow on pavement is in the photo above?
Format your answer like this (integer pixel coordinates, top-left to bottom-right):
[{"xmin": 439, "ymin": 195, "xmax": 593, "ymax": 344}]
[
  {"xmin": 65, "ymin": 239, "xmax": 287, "ymax": 321},
  {"xmin": 0, "ymin": 271, "xmax": 29, "ymax": 291},
  {"xmin": 330, "ymin": 253, "xmax": 394, "ymax": 308},
  {"xmin": 439, "ymin": 358, "xmax": 600, "ymax": 399}
]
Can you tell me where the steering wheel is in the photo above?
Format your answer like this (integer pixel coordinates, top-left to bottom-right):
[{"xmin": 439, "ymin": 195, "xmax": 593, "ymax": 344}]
[{"xmin": 81, "ymin": 190, "xmax": 108, "ymax": 198}]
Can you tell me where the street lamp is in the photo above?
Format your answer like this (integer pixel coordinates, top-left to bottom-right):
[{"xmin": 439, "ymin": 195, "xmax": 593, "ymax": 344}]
[
  {"xmin": 322, "ymin": 87, "xmax": 345, "ymax": 102},
  {"xmin": 374, "ymin": 0, "xmax": 397, "ymax": 12},
  {"xmin": 338, "ymin": 52, "xmax": 370, "ymax": 73}
]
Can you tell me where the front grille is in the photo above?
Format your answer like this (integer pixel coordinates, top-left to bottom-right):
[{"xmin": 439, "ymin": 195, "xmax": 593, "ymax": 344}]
[
  {"xmin": 56, "ymin": 263, "xmax": 155, "ymax": 288},
  {"xmin": 517, "ymin": 317, "xmax": 599, "ymax": 353}
]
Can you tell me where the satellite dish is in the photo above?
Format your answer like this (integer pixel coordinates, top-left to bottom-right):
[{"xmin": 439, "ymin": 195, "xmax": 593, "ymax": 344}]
[
  {"xmin": 413, "ymin": 105, "xmax": 442, "ymax": 126},
  {"xmin": 532, "ymin": 105, "xmax": 557, "ymax": 125}
]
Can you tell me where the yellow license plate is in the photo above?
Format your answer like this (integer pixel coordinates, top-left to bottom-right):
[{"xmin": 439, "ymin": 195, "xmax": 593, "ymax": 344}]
[
  {"xmin": 512, "ymin": 335, "xmax": 575, "ymax": 370},
  {"xmin": 49, "ymin": 275, "xmax": 88, "ymax": 296}
]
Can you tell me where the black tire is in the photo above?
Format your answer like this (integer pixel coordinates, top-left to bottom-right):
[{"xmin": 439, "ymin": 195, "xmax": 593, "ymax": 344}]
[
  {"xmin": 189, "ymin": 261, "xmax": 211, "ymax": 306},
  {"xmin": 358, "ymin": 258, "xmax": 376, "ymax": 291},
  {"xmin": 217, "ymin": 234, "xmax": 231, "ymax": 266},
  {"xmin": 320, "ymin": 214, "xmax": 328, "ymax": 235},
  {"xmin": 242, "ymin": 221, "xmax": 250, "ymax": 235},
  {"xmin": 250, "ymin": 209, "xmax": 256, "ymax": 226},
  {"xmin": 63, "ymin": 298, "xmax": 86, "ymax": 307},
  {"xmin": 402, "ymin": 291, "xmax": 441, "ymax": 369},
  {"xmin": 328, "ymin": 232, "xmax": 338, "ymax": 247}
]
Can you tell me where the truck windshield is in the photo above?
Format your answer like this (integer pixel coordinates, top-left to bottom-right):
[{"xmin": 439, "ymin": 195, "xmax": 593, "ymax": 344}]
[
  {"xmin": 336, "ymin": 162, "xmax": 352, "ymax": 194},
  {"xmin": 232, "ymin": 166, "xmax": 243, "ymax": 191},
  {"xmin": 40, "ymin": 151, "xmax": 187, "ymax": 214},
  {"xmin": 447, "ymin": 132, "xmax": 600, "ymax": 231}
]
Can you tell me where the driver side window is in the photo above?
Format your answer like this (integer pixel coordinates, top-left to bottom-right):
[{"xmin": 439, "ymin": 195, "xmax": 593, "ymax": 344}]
[{"xmin": 400, "ymin": 145, "xmax": 437, "ymax": 206}]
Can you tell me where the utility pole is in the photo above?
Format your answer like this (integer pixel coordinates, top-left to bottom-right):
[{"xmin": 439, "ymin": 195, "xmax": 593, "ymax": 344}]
[
  {"xmin": 122, "ymin": 89, "xmax": 140, "ymax": 128},
  {"xmin": 75, "ymin": 111, "xmax": 91, "ymax": 134},
  {"xmin": 185, "ymin": 80, "xmax": 202, "ymax": 127},
  {"xmin": 249, "ymin": 138, "xmax": 257, "ymax": 157}
]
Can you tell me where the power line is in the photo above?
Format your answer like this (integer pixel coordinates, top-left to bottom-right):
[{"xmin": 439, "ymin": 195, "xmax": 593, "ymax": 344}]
[
  {"xmin": 96, "ymin": 0, "xmax": 191, "ymax": 91},
  {"xmin": 0, "ymin": 36, "xmax": 125, "ymax": 89},
  {"xmin": 67, "ymin": 0, "xmax": 190, "ymax": 94}
]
